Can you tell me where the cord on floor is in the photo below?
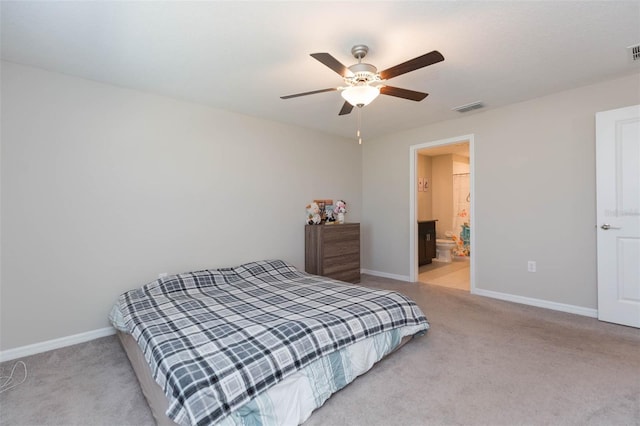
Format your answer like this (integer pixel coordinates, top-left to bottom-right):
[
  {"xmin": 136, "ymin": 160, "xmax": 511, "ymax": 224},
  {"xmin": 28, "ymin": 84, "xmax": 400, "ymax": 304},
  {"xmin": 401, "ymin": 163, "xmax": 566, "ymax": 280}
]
[{"xmin": 0, "ymin": 360, "xmax": 27, "ymax": 393}]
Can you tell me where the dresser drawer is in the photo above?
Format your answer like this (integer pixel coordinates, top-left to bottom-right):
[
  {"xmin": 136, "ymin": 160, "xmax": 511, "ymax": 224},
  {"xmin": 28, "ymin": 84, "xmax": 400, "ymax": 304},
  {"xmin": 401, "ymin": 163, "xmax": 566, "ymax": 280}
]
[
  {"xmin": 322, "ymin": 225, "xmax": 360, "ymax": 244},
  {"xmin": 328, "ymin": 269, "xmax": 361, "ymax": 284},
  {"xmin": 323, "ymin": 253, "xmax": 360, "ymax": 275},
  {"xmin": 324, "ymin": 238, "xmax": 359, "ymax": 257}
]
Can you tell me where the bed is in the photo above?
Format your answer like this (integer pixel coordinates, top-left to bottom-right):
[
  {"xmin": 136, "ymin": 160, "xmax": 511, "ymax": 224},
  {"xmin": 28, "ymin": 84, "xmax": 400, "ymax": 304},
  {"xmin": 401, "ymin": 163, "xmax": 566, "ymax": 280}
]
[{"xmin": 109, "ymin": 259, "xmax": 429, "ymax": 426}]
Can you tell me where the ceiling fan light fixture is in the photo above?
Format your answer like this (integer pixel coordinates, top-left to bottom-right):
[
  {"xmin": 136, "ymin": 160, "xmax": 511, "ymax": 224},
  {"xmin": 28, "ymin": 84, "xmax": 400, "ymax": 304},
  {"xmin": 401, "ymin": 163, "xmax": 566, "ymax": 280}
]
[{"xmin": 341, "ymin": 85, "xmax": 380, "ymax": 107}]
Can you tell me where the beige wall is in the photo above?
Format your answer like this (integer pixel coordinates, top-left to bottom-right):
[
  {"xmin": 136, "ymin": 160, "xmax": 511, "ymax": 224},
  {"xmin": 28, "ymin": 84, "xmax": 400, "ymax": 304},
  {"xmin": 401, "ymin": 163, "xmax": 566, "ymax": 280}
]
[
  {"xmin": 417, "ymin": 154, "xmax": 432, "ymax": 221},
  {"xmin": 453, "ymin": 155, "xmax": 469, "ymax": 175},
  {"xmin": 2, "ymin": 60, "xmax": 639, "ymax": 351},
  {"xmin": 362, "ymin": 72, "xmax": 640, "ymax": 310},
  {"xmin": 0, "ymin": 61, "xmax": 362, "ymax": 351}
]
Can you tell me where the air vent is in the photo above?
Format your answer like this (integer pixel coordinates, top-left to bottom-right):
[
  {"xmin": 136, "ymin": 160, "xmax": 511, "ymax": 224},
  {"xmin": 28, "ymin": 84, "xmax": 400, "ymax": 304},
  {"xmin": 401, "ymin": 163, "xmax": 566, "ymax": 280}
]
[
  {"xmin": 629, "ymin": 44, "xmax": 640, "ymax": 62},
  {"xmin": 452, "ymin": 101, "xmax": 484, "ymax": 113}
]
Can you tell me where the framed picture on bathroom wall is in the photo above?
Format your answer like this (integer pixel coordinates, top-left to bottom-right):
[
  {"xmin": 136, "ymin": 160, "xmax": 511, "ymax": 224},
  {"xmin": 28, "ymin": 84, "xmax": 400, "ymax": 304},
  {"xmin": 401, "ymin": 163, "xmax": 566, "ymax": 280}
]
[{"xmin": 418, "ymin": 178, "xmax": 424, "ymax": 192}]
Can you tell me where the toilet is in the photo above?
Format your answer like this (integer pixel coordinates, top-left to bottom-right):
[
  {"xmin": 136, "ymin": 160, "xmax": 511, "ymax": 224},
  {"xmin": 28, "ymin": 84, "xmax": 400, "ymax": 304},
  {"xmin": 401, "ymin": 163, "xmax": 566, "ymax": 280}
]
[{"xmin": 435, "ymin": 237, "xmax": 457, "ymax": 263}]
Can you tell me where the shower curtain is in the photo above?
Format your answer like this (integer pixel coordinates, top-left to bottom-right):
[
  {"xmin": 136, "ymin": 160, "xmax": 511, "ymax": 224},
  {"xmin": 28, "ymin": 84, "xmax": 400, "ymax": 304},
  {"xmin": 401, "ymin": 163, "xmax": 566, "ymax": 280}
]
[{"xmin": 453, "ymin": 173, "xmax": 470, "ymax": 255}]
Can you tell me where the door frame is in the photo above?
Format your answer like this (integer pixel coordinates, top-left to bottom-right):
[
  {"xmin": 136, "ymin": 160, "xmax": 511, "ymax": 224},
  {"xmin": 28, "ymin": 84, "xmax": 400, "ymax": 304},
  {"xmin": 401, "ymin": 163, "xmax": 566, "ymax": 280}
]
[
  {"xmin": 596, "ymin": 104, "xmax": 640, "ymax": 327},
  {"xmin": 409, "ymin": 134, "xmax": 476, "ymax": 292}
]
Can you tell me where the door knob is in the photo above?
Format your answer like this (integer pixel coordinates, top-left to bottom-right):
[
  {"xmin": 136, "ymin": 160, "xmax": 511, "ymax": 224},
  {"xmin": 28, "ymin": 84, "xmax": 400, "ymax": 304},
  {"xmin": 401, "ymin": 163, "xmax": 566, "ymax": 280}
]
[{"xmin": 601, "ymin": 224, "xmax": 621, "ymax": 230}]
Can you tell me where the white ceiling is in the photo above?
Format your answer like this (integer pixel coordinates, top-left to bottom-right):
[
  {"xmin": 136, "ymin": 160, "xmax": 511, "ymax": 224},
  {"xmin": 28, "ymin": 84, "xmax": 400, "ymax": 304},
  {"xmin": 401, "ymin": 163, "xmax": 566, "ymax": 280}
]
[{"xmin": 2, "ymin": 1, "xmax": 639, "ymax": 141}]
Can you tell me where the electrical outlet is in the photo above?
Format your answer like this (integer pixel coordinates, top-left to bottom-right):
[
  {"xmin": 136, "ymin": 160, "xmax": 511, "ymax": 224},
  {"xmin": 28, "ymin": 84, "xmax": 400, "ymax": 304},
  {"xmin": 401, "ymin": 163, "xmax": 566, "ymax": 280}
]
[{"xmin": 527, "ymin": 261, "xmax": 536, "ymax": 273}]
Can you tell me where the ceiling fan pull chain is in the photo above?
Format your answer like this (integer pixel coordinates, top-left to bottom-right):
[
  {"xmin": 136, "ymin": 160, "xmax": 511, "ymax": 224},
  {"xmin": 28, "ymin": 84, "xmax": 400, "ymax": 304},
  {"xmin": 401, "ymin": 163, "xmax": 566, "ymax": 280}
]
[{"xmin": 357, "ymin": 108, "xmax": 363, "ymax": 145}]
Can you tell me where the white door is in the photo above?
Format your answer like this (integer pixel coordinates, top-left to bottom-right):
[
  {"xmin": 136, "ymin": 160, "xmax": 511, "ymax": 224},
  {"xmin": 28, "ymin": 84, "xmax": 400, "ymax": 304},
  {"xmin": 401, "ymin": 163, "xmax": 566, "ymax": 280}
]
[{"xmin": 596, "ymin": 104, "xmax": 640, "ymax": 328}]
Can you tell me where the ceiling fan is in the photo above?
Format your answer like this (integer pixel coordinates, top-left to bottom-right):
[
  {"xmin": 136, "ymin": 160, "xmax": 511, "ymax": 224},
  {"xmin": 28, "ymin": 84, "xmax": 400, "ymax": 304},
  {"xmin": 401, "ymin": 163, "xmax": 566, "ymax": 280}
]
[{"xmin": 281, "ymin": 45, "xmax": 445, "ymax": 116}]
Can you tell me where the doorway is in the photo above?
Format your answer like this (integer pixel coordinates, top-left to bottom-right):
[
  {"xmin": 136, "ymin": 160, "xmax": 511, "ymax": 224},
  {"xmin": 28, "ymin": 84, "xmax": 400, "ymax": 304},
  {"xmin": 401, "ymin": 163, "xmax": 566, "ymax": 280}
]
[
  {"xmin": 596, "ymin": 105, "xmax": 640, "ymax": 327},
  {"xmin": 409, "ymin": 135, "xmax": 475, "ymax": 292}
]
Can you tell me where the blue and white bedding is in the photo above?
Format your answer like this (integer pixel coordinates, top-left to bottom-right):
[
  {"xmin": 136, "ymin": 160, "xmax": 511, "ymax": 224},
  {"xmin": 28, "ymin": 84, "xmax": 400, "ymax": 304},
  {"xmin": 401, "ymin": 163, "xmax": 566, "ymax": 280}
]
[
  {"xmin": 110, "ymin": 259, "xmax": 429, "ymax": 426},
  {"xmin": 216, "ymin": 326, "xmax": 410, "ymax": 426}
]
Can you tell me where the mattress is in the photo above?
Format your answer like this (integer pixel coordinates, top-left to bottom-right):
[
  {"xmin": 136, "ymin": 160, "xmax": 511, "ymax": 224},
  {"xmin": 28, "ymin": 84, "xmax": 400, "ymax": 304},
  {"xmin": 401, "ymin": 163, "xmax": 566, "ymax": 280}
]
[
  {"xmin": 119, "ymin": 330, "xmax": 177, "ymax": 426},
  {"xmin": 111, "ymin": 259, "xmax": 429, "ymax": 425},
  {"xmin": 118, "ymin": 329, "xmax": 414, "ymax": 426}
]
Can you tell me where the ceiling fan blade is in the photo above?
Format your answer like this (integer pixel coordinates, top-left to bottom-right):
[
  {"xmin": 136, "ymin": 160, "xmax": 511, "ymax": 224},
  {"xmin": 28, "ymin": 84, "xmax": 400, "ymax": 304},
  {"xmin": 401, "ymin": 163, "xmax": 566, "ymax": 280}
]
[
  {"xmin": 380, "ymin": 86, "xmax": 429, "ymax": 101},
  {"xmin": 310, "ymin": 53, "xmax": 352, "ymax": 77},
  {"xmin": 338, "ymin": 101, "xmax": 354, "ymax": 116},
  {"xmin": 280, "ymin": 88, "xmax": 337, "ymax": 99},
  {"xmin": 379, "ymin": 50, "xmax": 444, "ymax": 80}
]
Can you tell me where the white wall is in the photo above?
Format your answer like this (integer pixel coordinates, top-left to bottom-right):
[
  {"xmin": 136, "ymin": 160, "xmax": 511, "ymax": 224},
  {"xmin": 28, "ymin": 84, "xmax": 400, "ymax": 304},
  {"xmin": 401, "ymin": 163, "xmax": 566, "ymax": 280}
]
[
  {"xmin": 0, "ymin": 61, "xmax": 362, "ymax": 351},
  {"xmin": 431, "ymin": 154, "xmax": 454, "ymax": 238},
  {"xmin": 362, "ymin": 72, "xmax": 640, "ymax": 310}
]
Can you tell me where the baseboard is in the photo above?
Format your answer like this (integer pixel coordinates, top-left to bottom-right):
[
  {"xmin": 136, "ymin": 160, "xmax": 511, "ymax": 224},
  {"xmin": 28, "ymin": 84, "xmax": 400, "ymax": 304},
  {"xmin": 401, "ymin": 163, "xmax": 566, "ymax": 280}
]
[
  {"xmin": 472, "ymin": 288, "xmax": 598, "ymax": 318},
  {"xmin": 0, "ymin": 327, "xmax": 116, "ymax": 362},
  {"xmin": 362, "ymin": 269, "xmax": 596, "ymax": 318},
  {"xmin": 0, "ymin": 290, "xmax": 596, "ymax": 362},
  {"xmin": 361, "ymin": 269, "xmax": 411, "ymax": 283}
]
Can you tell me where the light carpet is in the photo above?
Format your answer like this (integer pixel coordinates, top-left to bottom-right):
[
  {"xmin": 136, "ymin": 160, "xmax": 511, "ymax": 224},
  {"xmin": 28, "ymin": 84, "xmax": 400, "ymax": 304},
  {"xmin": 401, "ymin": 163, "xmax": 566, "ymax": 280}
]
[{"xmin": 1, "ymin": 275, "xmax": 638, "ymax": 426}]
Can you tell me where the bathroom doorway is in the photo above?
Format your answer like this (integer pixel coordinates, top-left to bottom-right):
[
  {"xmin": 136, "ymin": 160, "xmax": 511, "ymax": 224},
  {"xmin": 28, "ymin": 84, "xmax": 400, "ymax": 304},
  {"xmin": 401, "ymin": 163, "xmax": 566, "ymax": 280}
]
[{"xmin": 409, "ymin": 135, "xmax": 474, "ymax": 292}]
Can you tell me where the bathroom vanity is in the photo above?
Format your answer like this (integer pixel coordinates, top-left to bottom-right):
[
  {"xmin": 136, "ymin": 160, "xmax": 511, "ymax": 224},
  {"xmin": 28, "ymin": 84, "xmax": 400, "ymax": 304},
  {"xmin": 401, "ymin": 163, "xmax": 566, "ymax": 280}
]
[{"xmin": 418, "ymin": 220, "xmax": 437, "ymax": 266}]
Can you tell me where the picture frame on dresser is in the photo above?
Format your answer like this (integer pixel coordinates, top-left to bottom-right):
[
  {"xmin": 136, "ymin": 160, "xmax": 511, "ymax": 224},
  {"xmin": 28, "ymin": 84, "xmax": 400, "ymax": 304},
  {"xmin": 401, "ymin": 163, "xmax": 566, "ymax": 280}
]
[{"xmin": 313, "ymin": 199, "xmax": 333, "ymax": 222}]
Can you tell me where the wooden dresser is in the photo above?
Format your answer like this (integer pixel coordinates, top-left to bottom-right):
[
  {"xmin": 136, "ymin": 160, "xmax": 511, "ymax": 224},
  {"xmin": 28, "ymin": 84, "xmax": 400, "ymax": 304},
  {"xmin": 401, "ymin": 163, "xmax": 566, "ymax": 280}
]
[{"xmin": 305, "ymin": 223, "xmax": 360, "ymax": 283}]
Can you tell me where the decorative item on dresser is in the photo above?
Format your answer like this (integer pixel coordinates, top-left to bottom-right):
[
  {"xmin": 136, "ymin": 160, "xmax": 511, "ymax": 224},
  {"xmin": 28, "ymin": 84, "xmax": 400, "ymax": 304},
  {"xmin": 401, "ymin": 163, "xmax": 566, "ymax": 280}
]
[
  {"xmin": 305, "ymin": 222, "xmax": 360, "ymax": 283},
  {"xmin": 334, "ymin": 200, "xmax": 347, "ymax": 224}
]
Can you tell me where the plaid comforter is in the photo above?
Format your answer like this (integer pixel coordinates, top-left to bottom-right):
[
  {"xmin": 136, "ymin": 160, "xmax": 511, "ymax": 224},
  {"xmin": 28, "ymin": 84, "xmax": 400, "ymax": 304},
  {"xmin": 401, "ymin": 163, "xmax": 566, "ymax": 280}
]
[{"xmin": 116, "ymin": 259, "xmax": 429, "ymax": 426}]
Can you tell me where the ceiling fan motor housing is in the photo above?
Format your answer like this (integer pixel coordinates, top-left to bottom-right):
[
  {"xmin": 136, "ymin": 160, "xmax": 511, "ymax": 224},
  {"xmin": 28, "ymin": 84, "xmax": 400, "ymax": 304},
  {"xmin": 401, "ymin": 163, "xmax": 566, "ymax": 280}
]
[
  {"xmin": 351, "ymin": 44, "xmax": 369, "ymax": 59},
  {"xmin": 345, "ymin": 63, "xmax": 380, "ymax": 87}
]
